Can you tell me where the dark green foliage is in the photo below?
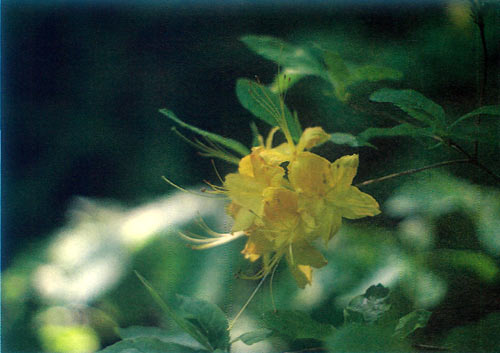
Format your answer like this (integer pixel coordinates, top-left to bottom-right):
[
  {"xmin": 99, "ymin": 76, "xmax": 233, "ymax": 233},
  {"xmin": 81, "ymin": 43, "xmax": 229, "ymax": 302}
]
[
  {"xmin": 177, "ymin": 295, "xmax": 230, "ymax": 352},
  {"xmin": 262, "ymin": 310, "xmax": 336, "ymax": 341},
  {"xmin": 327, "ymin": 324, "xmax": 412, "ymax": 353},
  {"xmin": 134, "ymin": 272, "xmax": 228, "ymax": 352},
  {"xmin": 98, "ymin": 337, "xmax": 207, "ymax": 353},
  {"xmin": 232, "ymin": 328, "xmax": 273, "ymax": 345},
  {"xmin": 444, "ymin": 312, "xmax": 500, "ymax": 352}
]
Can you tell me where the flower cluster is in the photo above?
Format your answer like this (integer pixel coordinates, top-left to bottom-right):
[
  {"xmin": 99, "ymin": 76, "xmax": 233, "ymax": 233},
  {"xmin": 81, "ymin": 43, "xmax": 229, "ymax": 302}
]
[{"xmin": 221, "ymin": 126, "xmax": 380, "ymax": 288}]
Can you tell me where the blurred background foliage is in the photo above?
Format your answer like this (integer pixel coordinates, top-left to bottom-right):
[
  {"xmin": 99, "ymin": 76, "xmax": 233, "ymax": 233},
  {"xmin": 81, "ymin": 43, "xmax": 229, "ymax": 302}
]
[{"xmin": 2, "ymin": 1, "xmax": 499, "ymax": 352}]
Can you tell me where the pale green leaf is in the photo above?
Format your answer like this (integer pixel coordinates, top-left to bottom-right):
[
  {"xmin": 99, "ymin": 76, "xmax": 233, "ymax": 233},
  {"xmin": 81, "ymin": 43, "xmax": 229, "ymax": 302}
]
[
  {"xmin": 159, "ymin": 109, "xmax": 250, "ymax": 157},
  {"xmin": 323, "ymin": 50, "xmax": 351, "ymax": 101},
  {"xmin": 236, "ymin": 78, "xmax": 302, "ymax": 142},
  {"xmin": 240, "ymin": 35, "xmax": 321, "ymax": 74},
  {"xmin": 329, "ymin": 132, "xmax": 374, "ymax": 148},
  {"xmin": 430, "ymin": 249, "xmax": 499, "ymax": 283}
]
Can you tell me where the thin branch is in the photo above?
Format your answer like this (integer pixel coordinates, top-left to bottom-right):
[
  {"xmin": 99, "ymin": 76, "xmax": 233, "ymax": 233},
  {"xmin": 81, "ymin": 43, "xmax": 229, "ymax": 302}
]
[
  {"xmin": 471, "ymin": 0, "xmax": 488, "ymax": 158},
  {"xmin": 355, "ymin": 159, "xmax": 470, "ymax": 187},
  {"xmin": 413, "ymin": 343, "xmax": 450, "ymax": 351}
]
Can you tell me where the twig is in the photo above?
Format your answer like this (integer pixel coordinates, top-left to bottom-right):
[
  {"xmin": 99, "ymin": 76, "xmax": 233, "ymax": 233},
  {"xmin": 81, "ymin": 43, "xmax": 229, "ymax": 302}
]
[
  {"xmin": 355, "ymin": 159, "xmax": 470, "ymax": 187},
  {"xmin": 413, "ymin": 343, "xmax": 450, "ymax": 351},
  {"xmin": 470, "ymin": 0, "xmax": 488, "ymax": 158}
]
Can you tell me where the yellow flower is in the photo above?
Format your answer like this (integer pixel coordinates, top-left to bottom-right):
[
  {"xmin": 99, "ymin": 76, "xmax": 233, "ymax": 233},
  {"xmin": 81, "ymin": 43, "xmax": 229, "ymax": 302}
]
[
  {"xmin": 181, "ymin": 121, "xmax": 380, "ymax": 288},
  {"xmin": 288, "ymin": 152, "xmax": 381, "ymax": 244},
  {"xmin": 221, "ymin": 126, "xmax": 380, "ymax": 288}
]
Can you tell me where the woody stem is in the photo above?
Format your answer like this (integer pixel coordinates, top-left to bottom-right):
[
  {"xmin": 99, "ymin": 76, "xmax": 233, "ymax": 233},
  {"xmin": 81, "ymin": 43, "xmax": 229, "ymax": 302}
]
[{"xmin": 355, "ymin": 159, "xmax": 470, "ymax": 187}]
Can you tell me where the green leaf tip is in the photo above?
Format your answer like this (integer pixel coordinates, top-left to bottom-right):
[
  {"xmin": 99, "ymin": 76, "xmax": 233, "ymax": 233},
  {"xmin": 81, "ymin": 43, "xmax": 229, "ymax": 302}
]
[{"xmin": 159, "ymin": 108, "xmax": 250, "ymax": 157}]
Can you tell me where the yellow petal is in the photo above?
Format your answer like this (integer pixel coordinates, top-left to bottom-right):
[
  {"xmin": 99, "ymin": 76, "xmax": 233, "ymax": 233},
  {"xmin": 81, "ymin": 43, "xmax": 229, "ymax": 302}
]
[
  {"xmin": 229, "ymin": 203, "xmax": 256, "ymax": 232},
  {"xmin": 262, "ymin": 187, "xmax": 299, "ymax": 227},
  {"xmin": 328, "ymin": 186, "xmax": 381, "ymax": 219},
  {"xmin": 286, "ymin": 241, "xmax": 327, "ymax": 288},
  {"xmin": 225, "ymin": 173, "xmax": 266, "ymax": 213},
  {"xmin": 297, "ymin": 127, "xmax": 331, "ymax": 152},
  {"xmin": 241, "ymin": 230, "xmax": 274, "ymax": 262},
  {"xmin": 289, "ymin": 152, "xmax": 331, "ymax": 196},
  {"xmin": 330, "ymin": 154, "xmax": 359, "ymax": 191}
]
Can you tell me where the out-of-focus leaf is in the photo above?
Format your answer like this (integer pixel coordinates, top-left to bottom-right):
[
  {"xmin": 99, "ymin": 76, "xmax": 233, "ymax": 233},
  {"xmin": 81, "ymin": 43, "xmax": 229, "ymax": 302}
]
[
  {"xmin": 393, "ymin": 309, "xmax": 431, "ymax": 339},
  {"xmin": 358, "ymin": 124, "xmax": 433, "ymax": 141},
  {"xmin": 327, "ymin": 324, "xmax": 412, "ymax": 353},
  {"xmin": 159, "ymin": 109, "xmax": 250, "ymax": 156},
  {"xmin": 118, "ymin": 326, "xmax": 171, "ymax": 341},
  {"xmin": 446, "ymin": 116, "xmax": 499, "ymax": 146},
  {"xmin": 449, "ymin": 105, "xmax": 500, "ymax": 128},
  {"xmin": 370, "ymin": 89, "xmax": 446, "ymax": 128},
  {"xmin": 429, "ymin": 249, "xmax": 499, "ymax": 283},
  {"xmin": 249, "ymin": 121, "xmax": 261, "ymax": 147},
  {"xmin": 323, "ymin": 50, "xmax": 351, "ymax": 101},
  {"xmin": 269, "ymin": 69, "xmax": 307, "ymax": 94},
  {"xmin": 351, "ymin": 65, "xmax": 403, "ymax": 83},
  {"xmin": 240, "ymin": 35, "xmax": 321, "ymax": 75},
  {"xmin": 262, "ymin": 310, "xmax": 335, "ymax": 341},
  {"xmin": 177, "ymin": 295, "xmax": 230, "ymax": 352},
  {"xmin": 135, "ymin": 272, "xmax": 214, "ymax": 351},
  {"xmin": 444, "ymin": 312, "xmax": 500, "ymax": 352},
  {"xmin": 98, "ymin": 337, "xmax": 208, "ymax": 353},
  {"xmin": 232, "ymin": 328, "xmax": 273, "ymax": 345},
  {"xmin": 344, "ymin": 284, "xmax": 392, "ymax": 325},
  {"xmin": 328, "ymin": 132, "xmax": 375, "ymax": 148},
  {"xmin": 236, "ymin": 79, "xmax": 302, "ymax": 142}
]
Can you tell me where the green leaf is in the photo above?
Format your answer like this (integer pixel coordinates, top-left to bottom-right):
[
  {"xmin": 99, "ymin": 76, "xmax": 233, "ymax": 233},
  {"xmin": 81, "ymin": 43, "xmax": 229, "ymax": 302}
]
[
  {"xmin": 159, "ymin": 109, "xmax": 250, "ymax": 157},
  {"xmin": 328, "ymin": 132, "xmax": 374, "ymax": 148},
  {"xmin": 358, "ymin": 123, "xmax": 433, "ymax": 141},
  {"xmin": 118, "ymin": 326, "xmax": 171, "ymax": 341},
  {"xmin": 370, "ymin": 89, "xmax": 446, "ymax": 128},
  {"xmin": 177, "ymin": 295, "xmax": 230, "ymax": 351},
  {"xmin": 262, "ymin": 310, "xmax": 335, "ymax": 341},
  {"xmin": 344, "ymin": 284, "xmax": 392, "ymax": 325},
  {"xmin": 323, "ymin": 50, "xmax": 351, "ymax": 101},
  {"xmin": 235, "ymin": 78, "xmax": 302, "ymax": 142},
  {"xmin": 449, "ymin": 105, "xmax": 500, "ymax": 129},
  {"xmin": 393, "ymin": 309, "xmax": 431, "ymax": 339},
  {"xmin": 134, "ymin": 272, "xmax": 214, "ymax": 352},
  {"xmin": 98, "ymin": 337, "xmax": 208, "ymax": 353},
  {"xmin": 351, "ymin": 65, "xmax": 403, "ymax": 83},
  {"xmin": 430, "ymin": 249, "xmax": 499, "ymax": 283},
  {"xmin": 240, "ymin": 35, "xmax": 321, "ymax": 75},
  {"xmin": 232, "ymin": 328, "xmax": 273, "ymax": 345},
  {"xmin": 327, "ymin": 324, "xmax": 411, "ymax": 353},
  {"xmin": 446, "ymin": 116, "xmax": 499, "ymax": 146}
]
